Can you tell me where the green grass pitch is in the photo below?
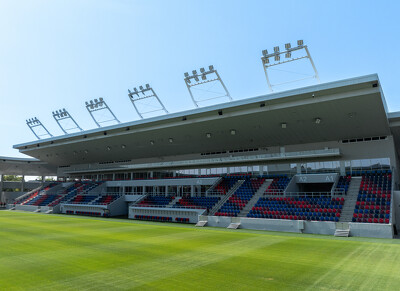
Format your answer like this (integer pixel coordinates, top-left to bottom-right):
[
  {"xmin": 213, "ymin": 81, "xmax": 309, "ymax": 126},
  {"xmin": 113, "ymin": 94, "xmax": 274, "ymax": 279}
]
[{"xmin": 1, "ymin": 211, "xmax": 400, "ymax": 290}]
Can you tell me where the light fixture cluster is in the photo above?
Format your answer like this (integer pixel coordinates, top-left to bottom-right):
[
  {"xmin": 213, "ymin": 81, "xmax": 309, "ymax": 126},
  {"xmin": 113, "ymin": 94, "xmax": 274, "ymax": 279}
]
[
  {"xmin": 128, "ymin": 84, "xmax": 168, "ymax": 119},
  {"xmin": 26, "ymin": 117, "xmax": 53, "ymax": 139},
  {"xmin": 52, "ymin": 108, "xmax": 82, "ymax": 134},
  {"xmin": 261, "ymin": 40, "xmax": 320, "ymax": 91},
  {"xmin": 184, "ymin": 65, "xmax": 232, "ymax": 108},
  {"xmin": 85, "ymin": 97, "xmax": 120, "ymax": 127}
]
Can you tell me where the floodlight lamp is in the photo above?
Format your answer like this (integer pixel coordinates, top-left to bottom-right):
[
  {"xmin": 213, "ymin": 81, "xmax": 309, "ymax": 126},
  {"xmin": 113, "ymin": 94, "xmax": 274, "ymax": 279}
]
[
  {"xmin": 315, "ymin": 118, "xmax": 321, "ymax": 124},
  {"xmin": 139, "ymin": 85, "xmax": 144, "ymax": 91},
  {"xmin": 200, "ymin": 67, "xmax": 205, "ymax": 73},
  {"xmin": 262, "ymin": 49, "xmax": 268, "ymax": 57},
  {"xmin": 192, "ymin": 70, "xmax": 197, "ymax": 75},
  {"xmin": 285, "ymin": 52, "xmax": 291, "ymax": 58},
  {"xmin": 85, "ymin": 102, "xmax": 89, "ymax": 106},
  {"xmin": 264, "ymin": 58, "xmax": 270, "ymax": 64},
  {"xmin": 187, "ymin": 79, "xmax": 191, "ymax": 84},
  {"xmin": 150, "ymin": 140, "xmax": 155, "ymax": 145},
  {"xmin": 230, "ymin": 129, "xmax": 236, "ymax": 135},
  {"xmin": 90, "ymin": 100, "xmax": 94, "ymax": 104},
  {"xmin": 297, "ymin": 39, "xmax": 303, "ymax": 46},
  {"xmin": 201, "ymin": 74, "xmax": 207, "ymax": 80},
  {"xmin": 99, "ymin": 97, "xmax": 104, "ymax": 102},
  {"xmin": 95, "ymin": 99, "xmax": 99, "ymax": 103},
  {"xmin": 52, "ymin": 111, "xmax": 55, "ymax": 115},
  {"xmin": 285, "ymin": 43, "xmax": 291, "ymax": 49},
  {"xmin": 168, "ymin": 138, "xmax": 173, "ymax": 143},
  {"xmin": 106, "ymin": 146, "xmax": 111, "ymax": 151},
  {"xmin": 184, "ymin": 72, "xmax": 189, "ymax": 77},
  {"xmin": 134, "ymin": 87, "xmax": 138, "ymax": 93},
  {"xmin": 206, "ymin": 133, "xmax": 211, "ymax": 138},
  {"xmin": 209, "ymin": 65, "xmax": 214, "ymax": 71},
  {"xmin": 121, "ymin": 144, "xmax": 126, "ymax": 149},
  {"xmin": 146, "ymin": 84, "xmax": 150, "ymax": 89},
  {"xmin": 274, "ymin": 46, "xmax": 280, "ymax": 53},
  {"xmin": 281, "ymin": 123, "xmax": 287, "ymax": 129},
  {"xmin": 194, "ymin": 76, "xmax": 199, "ymax": 82},
  {"xmin": 274, "ymin": 55, "xmax": 280, "ymax": 61}
]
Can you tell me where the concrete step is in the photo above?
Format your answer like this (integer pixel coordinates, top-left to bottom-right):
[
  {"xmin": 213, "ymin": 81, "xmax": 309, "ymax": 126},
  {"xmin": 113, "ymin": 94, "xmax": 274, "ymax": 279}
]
[
  {"xmin": 227, "ymin": 223, "xmax": 241, "ymax": 229},
  {"xmin": 195, "ymin": 220, "xmax": 207, "ymax": 227},
  {"xmin": 334, "ymin": 229, "xmax": 350, "ymax": 237}
]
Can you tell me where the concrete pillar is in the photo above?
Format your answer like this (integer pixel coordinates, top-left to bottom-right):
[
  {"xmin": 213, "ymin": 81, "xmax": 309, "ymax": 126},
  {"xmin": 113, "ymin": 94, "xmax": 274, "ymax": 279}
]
[
  {"xmin": 297, "ymin": 163, "xmax": 302, "ymax": 174},
  {"xmin": 21, "ymin": 175, "xmax": 25, "ymax": 192},
  {"xmin": 0, "ymin": 174, "xmax": 4, "ymax": 195},
  {"xmin": 112, "ymin": 173, "xmax": 115, "ymax": 181},
  {"xmin": 340, "ymin": 161, "xmax": 346, "ymax": 176},
  {"xmin": 191, "ymin": 185, "xmax": 194, "ymax": 197},
  {"xmin": 259, "ymin": 165, "xmax": 264, "ymax": 176}
]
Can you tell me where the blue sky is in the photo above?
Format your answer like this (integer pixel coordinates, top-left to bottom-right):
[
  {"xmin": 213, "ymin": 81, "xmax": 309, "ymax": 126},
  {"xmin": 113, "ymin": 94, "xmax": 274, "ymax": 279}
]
[{"xmin": 1, "ymin": 0, "xmax": 399, "ymax": 157}]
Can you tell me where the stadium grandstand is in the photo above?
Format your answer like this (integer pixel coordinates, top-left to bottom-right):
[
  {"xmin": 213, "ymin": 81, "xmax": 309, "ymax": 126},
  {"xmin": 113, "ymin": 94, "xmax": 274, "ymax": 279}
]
[{"xmin": 0, "ymin": 72, "xmax": 398, "ymax": 239}]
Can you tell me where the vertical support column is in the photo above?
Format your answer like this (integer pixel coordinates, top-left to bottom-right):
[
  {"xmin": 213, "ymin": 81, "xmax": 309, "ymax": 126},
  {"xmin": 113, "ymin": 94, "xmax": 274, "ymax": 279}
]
[
  {"xmin": 259, "ymin": 165, "xmax": 264, "ymax": 176},
  {"xmin": 41, "ymin": 176, "xmax": 45, "ymax": 186},
  {"xmin": 0, "ymin": 175, "xmax": 4, "ymax": 202},
  {"xmin": 112, "ymin": 173, "xmax": 116, "ymax": 181},
  {"xmin": 297, "ymin": 163, "xmax": 302, "ymax": 174},
  {"xmin": 21, "ymin": 175, "xmax": 25, "ymax": 193},
  {"xmin": 339, "ymin": 161, "xmax": 346, "ymax": 176}
]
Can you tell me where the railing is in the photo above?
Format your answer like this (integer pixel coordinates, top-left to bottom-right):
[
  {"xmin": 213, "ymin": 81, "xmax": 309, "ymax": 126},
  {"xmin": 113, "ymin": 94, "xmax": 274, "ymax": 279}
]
[
  {"xmin": 65, "ymin": 148, "xmax": 341, "ymax": 173},
  {"xmin": 284, "ymin": 191, "xmax": 344, "ymax": 198}
]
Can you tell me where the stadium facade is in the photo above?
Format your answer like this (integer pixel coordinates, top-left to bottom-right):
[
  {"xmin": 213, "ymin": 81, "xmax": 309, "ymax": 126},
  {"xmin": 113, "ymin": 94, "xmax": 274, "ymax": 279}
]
[{"xmin": 2, "ymin": 74, "xmax": 400, "ymax": 238}]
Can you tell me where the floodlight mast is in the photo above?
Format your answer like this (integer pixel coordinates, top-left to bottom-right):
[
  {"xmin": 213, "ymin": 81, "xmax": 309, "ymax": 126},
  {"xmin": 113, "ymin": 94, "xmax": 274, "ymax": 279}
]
[
  {"xmin": 85, "ymin": 98, "xmax": 120, "ymax": 127},
  {"xmin": 26, "ymin": 117, "xmax": 53, "ymax": 139},
  {"xmin": 184, "ymin": 65, "xmax": 232, "ymax": 108},
  {"xmin": 128, "ymin": 84, "xmax": 168, "ymax": 119},
  {"xmin": 52, "ymin": 108, "xmax": 83, "ymax": 134},
  {"xmin": 261, "ymin": 40, "xmax": 320, "ymax": 92}
]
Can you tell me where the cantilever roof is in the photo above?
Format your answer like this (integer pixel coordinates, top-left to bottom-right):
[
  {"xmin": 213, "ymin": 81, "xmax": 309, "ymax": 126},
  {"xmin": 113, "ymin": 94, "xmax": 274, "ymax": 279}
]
[
  {"xmin": 0, "ymin": 156, "xmax": 57, "ymax": 175},
  {"xmin": 14, "ymin": 74, "xmax": 390, "ymax": 166}
]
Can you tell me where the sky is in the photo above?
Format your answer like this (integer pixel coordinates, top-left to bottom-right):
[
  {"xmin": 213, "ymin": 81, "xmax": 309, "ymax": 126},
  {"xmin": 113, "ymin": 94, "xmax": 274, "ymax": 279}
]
[{"xmin": 0, "ymin": 0, "xmax": 399, "ymax": 158}]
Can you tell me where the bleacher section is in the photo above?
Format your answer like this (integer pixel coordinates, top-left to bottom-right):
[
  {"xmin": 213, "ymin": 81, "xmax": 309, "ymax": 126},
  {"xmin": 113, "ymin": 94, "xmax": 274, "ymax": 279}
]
[
  {"xmin": 91, "ymin": 195, "xmax": 120, "ymax": 205},
  {"xmin": 265, "ymin": 176, "xmax": 290, "ymax": 195},
  {"xmin": 247, "ymin": 196, "xmax": 344, "ymax": 222},
  {"xmin": 69, "ymin": 195, "xmax": 99, "ymax": 204},
  {"xmin": 137, "ymin": 195, "xmax": 173, "ymax": 207},
  {"xmin": 335, "ymin": 175, "xmax": 352, "ymax": 195},
  {"xmin": 173, "ymin": 196, "xmax": 220, "ymax": 210},
  {"xmin": 18, "ymin": 183, "xmax": 58, "ymax": 205},
  {"xmin": 352, "ymin": 171, "xmax": 392, "ymax": 224},
  {"xmin": 24, "ymin": 194, "xmax": 61, "ymax": 206},
  {"xmin": 214, "ymin": 176, "xmax": 242, "ymax": 195},
  {"xmin": 215, "ymin": 178, "xmax": 265, "ymax": 217}
]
